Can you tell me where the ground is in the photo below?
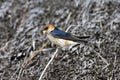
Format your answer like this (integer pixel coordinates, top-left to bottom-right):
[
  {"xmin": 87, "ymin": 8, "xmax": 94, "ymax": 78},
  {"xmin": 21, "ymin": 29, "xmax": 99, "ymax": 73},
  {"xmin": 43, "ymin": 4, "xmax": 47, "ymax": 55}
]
[{"xmin": 0, "ymin": 0, "xmax": 120, "ymax": 80}]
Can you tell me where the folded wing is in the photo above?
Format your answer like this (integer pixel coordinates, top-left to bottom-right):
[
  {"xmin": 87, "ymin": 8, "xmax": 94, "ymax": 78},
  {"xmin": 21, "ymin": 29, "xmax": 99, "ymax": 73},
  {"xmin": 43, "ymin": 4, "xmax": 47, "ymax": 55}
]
[{"xmin": 50, "ymin": 27, "xmax": 90, "ymax": 43}]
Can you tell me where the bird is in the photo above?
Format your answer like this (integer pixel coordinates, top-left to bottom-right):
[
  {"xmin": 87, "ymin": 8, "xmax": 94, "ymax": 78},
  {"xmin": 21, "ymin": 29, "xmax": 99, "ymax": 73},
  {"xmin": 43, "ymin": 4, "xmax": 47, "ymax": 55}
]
[{"xmin": 42, "ymin": 24, "xmax": 90, "ymax": 47}]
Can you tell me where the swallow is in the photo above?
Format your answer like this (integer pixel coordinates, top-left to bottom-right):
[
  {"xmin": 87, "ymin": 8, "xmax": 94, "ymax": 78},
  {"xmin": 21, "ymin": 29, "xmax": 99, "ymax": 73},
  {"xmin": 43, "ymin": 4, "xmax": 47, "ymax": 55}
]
[{"xmin": 43, "ymin": 24, "xmax": 90, "ymax": 47}]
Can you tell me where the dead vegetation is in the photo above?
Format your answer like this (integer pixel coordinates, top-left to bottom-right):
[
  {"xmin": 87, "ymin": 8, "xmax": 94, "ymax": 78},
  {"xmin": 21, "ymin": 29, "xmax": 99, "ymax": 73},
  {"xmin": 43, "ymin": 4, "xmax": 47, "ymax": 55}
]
[{"xmin": 0, "ymin": 0, "xmax": 120, "ymax": 80}]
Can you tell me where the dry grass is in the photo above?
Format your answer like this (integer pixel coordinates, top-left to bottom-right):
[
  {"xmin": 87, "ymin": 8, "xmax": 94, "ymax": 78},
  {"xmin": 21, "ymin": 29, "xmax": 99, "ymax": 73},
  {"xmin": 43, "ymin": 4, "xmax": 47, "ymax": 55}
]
[{"xmin": 0, "ymin": 0, "xmax": 120, "ymax": 80}]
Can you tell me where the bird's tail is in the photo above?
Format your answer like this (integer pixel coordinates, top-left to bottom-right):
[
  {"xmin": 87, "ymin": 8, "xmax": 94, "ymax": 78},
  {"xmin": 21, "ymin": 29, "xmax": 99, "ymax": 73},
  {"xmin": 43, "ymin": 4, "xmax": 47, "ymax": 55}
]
[
  {"xmin": 74, "ymin": 35, "xmax": 91, "ymax": 43},
  {"xmin": 75, "ymin": 35, "xmax": 90, "ymax": 39}
]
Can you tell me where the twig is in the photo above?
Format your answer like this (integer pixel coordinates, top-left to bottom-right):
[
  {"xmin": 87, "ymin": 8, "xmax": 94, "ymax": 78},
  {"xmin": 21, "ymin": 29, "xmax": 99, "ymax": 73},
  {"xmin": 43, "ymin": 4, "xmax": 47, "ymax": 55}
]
[
  {"xmin": 10, "ymin": 67, "xmax": 20, "ymax": 80},
  {"xmin": 38, "ymin": 48, "xmax": 59, "ymax": 80},
  {"xmin": 96, "ymin": 50, "xmax": 108, "ymax": 64},
  {"xmin": 113, "ymin": 53, "xmax": 117, "ymax": 67},
  {"xmin": 22, "ymin": 40, "xmax": 49, "ymax": 68},
  {"xmin": 18, "ymin": 0, "xmax": 29, "ymax": 27},
  {"xmin": 17, "ymin": 68, "xmax": 24, "ymax": 80},
  {"xmin": 0, "ymin": 42, "xmax": 9, "ymax": 51},
  {"xmin": 65, "ymin": 12, "xmax": 72, "ymax": 31},
  {"xmin": 42, "ymin": 48, "xmax": 54, "ymax": 52},
  {"xmin": 65, "ymin": 25, "xmax": 73, "ymax": 32},
  {"xmin": 16, "ymin": 40, "xmax": 49, "ymax": 80},
  {"xmin": 65, "ymin": 12, "xmax": 72, "ymax": 25},
  {"xmin": 93, "ymin": 50, "xmax": 109, "ymax": 69}
]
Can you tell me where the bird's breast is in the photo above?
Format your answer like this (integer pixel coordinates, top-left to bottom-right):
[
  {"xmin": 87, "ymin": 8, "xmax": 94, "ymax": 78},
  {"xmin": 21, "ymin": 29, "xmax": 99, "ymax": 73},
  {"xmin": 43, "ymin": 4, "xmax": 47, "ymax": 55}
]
[{"xmin": 47, "ymin": 35, "xmax": 77, "ymax": 47}]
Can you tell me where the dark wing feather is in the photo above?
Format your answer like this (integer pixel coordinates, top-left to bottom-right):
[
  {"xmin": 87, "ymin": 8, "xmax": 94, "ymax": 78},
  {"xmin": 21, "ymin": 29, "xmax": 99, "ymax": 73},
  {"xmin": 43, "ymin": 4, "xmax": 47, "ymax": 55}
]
[
  {"xmin": 75, "ymin": 35, "xmax": 90, "ymax": 39},
  {"xmin": 50, "ymin": 27, "xmax": 89, "ymax": 43}
]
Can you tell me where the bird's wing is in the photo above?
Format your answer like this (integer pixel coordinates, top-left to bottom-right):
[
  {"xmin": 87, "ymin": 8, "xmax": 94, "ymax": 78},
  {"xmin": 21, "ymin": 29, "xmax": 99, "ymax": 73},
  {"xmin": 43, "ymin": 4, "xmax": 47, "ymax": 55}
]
[{"xmin": 50, "ymin": 27, "xmax": 89, "ymax": 42}]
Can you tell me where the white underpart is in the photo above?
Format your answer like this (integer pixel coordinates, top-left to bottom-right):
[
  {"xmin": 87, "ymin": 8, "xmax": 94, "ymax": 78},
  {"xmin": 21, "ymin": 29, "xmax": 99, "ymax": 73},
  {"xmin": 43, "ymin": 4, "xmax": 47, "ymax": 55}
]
[{"xmin": 47, "ymin": 34, "xmax": 77, "ymax": 47}]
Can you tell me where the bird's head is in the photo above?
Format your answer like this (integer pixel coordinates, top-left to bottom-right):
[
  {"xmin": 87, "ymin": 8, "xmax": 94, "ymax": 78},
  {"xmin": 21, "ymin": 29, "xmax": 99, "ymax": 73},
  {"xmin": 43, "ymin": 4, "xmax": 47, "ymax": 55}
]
[{"xmin": 43, "ymin": 24, "xmax": 55, "ymax": 34}]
